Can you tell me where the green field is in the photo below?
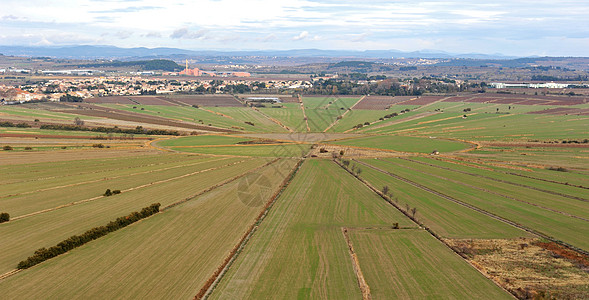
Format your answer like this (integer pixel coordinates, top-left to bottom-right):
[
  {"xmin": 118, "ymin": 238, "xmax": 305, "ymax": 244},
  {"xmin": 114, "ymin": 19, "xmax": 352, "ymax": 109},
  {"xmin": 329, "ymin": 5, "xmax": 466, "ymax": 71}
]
[
  {"xmin": 356, "ymin": 160, "xmax": 528, "ymax": 238},
  {"xmin": 329, "ymin": 135, "xmax": 470, "ymax": 153},
  {"xmin": 349, "ymin": 229, "xmax": 512, "ymax": 299},
  {"xmin": 361, "ymin": 158, "xmax": 589, "ymax": 251},
  {"xmin": 257, "ymin": 105, "xmax": 307, "ymax": 132},
  {"xmin": 211, "ymin": 160, "xmax": 418, "ymax": 299},
  {"xmin": 168, "ymin": 143, "xmax": 311, "ymax": 157},
  {"xmin": 205, "ymin": 107, "xmax": 288, "ymax": 132},
  {"xmin": 157, "ymin": 134, "xmax": 251, "ymax": 147}
]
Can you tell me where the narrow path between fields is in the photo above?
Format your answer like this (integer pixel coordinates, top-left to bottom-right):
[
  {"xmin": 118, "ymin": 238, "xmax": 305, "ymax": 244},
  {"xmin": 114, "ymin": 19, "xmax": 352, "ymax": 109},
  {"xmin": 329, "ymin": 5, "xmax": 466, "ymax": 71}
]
[
  {"xmin": 323, "ymin": 96, "xmax": 365, "ymax": 133},
  {"xmin": 342, "ymin": 227, "xmax": 372, "ymax": 300},
  {"xmin": 299, "ymin": 95, "xmax": 311, "ymax": 132},
  {"xmin": 250, "ymin": 106, "xmax": 294, "ymax": 132}
]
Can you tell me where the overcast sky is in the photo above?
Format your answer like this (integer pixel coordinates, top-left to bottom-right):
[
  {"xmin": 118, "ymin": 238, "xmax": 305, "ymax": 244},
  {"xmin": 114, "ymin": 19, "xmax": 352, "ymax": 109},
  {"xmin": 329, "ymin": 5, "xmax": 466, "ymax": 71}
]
[{"xmin": 1, "ymin": 0, "xmax": 588, "ymax": 56}]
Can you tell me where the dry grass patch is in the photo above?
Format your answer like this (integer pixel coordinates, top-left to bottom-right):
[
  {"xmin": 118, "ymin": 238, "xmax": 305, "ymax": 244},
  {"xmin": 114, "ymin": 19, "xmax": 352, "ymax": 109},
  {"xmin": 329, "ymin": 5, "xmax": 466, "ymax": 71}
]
[{"xmin": 446, "ymin": 238, "xmax": 589, "ymax": 299}]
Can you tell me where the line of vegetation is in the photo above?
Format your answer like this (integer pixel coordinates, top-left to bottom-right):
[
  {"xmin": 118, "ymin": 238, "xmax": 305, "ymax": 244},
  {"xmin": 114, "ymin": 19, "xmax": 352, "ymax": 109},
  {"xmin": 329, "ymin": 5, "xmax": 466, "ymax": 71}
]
[
  {"xmin": 74, "ymin": 59, "xmax": 182, "ymax": 71},
  {"xmin": 16, "ymin": 203, "xmax": 161, "ymax": 270},
  {"xmin": 0, "ymin": 212, "xmax": 9, "ymax": 223},
  {"xmin": 0, "ymin": 121, "xmax": 31, "ymax": 128},
  {"xmin": 39, "ymin": 124, "xmax": 180, "ymax": 136}
]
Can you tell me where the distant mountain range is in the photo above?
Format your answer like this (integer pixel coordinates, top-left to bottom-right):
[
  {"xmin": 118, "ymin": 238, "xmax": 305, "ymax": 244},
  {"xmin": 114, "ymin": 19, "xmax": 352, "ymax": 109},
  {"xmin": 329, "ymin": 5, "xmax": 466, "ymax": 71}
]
[{"xmin": 0, "ymin": 45, "xmax": 516, "ymax": 60}]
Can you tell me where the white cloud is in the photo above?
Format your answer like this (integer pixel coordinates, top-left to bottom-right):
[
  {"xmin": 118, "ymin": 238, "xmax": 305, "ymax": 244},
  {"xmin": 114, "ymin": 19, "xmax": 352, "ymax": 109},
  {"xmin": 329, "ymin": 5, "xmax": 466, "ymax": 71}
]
[
  {"xmin": 170, "ymin": 28, "xmax": 209, "ymax": 40},
  {"xmin": 292, "ymin": 31, "xmax": 309, "ymax": 41},
  {"xmin": 0, "ymin": 0, "xmax": 586, "ymax": 55}
]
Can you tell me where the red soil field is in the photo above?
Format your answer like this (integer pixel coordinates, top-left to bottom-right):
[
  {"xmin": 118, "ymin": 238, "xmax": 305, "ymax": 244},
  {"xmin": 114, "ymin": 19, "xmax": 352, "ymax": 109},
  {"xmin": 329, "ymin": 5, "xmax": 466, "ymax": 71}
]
[
  {"xmin": 128, "ymin": 96, "xmax": 177, "ymax": 106},
  {"xmin": 354, "ymin": 96, "xmax": 414, "ymax": 110},
  {"xmin": 85, "ymin": 96, "xmax": 137, "ymax": 105},
  {"xmin": 396, "ymin": 96, "xmax": 444, "ymax": 105}
]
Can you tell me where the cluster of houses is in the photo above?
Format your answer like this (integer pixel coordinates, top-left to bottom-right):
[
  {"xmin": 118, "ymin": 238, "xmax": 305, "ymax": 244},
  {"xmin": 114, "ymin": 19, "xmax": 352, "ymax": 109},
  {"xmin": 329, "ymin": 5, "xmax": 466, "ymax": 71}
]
[{"xmin": 0, "ymin": 76, "xmax": 312, "ymax": 104}]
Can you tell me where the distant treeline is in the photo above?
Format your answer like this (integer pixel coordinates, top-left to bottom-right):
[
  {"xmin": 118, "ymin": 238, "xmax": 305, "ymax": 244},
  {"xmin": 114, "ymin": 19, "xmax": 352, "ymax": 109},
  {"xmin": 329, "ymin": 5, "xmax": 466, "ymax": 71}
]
[
  {"xmin": 39, "ymin": 124, "xmax": 181, "ymax": 136},
  {"xmin": 76, "ymin": 59, "xmax": 181, "ymax": 71},
  {"xmin": 0, "ymin": 121, "xmax": 31, "ymax": 128},
  {"xmin": 531, "ymin": 75, "xmax": 588, "ymax": 81},
  {"xmin": 17, "ymin": 203, "xmax": 160, "ymax": 269}
]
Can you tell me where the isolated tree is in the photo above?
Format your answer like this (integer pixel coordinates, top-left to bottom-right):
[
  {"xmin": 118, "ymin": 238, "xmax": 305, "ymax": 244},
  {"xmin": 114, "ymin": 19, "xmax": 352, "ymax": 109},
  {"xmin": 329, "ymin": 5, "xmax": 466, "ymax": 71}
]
[
  {"xmin": 73, "ymin": 117, "xmax": 84, "ymax": 126},
  {"xmin": 0, "ymin": 212, "xmax": 9, "ymax": 223},
  {"xmin": 356, "ymin": 168, "xmax": 362, "ymax": 176},
  {"xmin": 411, "ymin": 207, "xmax": 417, "ymax": 219},
  {"xmin": 382, "ymin": 185, "xmax": 390, "ymax": 196}
]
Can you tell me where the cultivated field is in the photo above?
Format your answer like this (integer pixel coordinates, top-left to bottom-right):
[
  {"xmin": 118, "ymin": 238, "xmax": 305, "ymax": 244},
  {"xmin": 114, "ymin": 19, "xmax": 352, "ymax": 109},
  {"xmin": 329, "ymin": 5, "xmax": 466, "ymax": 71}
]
[{"xmin": 1, "ymin": 91, "xmax": 588, "ymax": 299}]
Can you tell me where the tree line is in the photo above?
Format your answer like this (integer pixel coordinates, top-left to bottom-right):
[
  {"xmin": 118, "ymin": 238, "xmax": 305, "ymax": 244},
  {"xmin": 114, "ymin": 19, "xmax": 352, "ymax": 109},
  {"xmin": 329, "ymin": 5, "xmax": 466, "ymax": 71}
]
[
  {"xmin": 39, "ymin": 124, "xmax": 180, "ymax": 136},
  {"xmin": 17, "ymin": 203, "xmax": 161, "ymax": 269}
]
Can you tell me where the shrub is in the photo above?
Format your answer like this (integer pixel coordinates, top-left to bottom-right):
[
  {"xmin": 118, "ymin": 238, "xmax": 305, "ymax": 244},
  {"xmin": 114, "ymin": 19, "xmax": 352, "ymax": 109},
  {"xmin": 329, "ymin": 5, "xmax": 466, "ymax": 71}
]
[
  {"xmin": 103, "ymin": 189, "xmax": 113, "ymax": 196},
  {"xmin": 0, "ymin": 212, "xmax": 9, "ymax": 223},
  {"xmin": 92, "ymin": 144, "xmax": 105, "ymax": 148},
  {"xmin": 112, "ymin": 190, "xmax": 121, "ymax": 194},
  {"xmin": 3, "ymin": 145, "xmax": 13, "ymax": 151},
  {"xmin": 24, "ymin": 147, "xmax": 33, "ymax": 150},
  {"xmin": 319, "ymin": 148, "xmax": 328, "ymax": 153},
  {"xmin": 547, "ymin": 166, "xmax": 568, "ymax": 172}
]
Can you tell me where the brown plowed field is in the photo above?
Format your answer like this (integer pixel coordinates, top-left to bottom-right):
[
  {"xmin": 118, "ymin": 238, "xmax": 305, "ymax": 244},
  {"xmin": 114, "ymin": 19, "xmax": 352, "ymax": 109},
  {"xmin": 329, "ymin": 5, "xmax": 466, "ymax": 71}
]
[
  {"xmin": 354, "ymin": 96, "xmax": 414, "ymax": 110},
  {"xmin": 85, "ymin": 96, "xmax": 137, "ymax": 104},
  {"xmin": 397, "ymin": 96, "xmax": 444, "ymax": 105},
  {"xmin": 128, "ymin": 96, "xmax": 177, "ymax": 106}
]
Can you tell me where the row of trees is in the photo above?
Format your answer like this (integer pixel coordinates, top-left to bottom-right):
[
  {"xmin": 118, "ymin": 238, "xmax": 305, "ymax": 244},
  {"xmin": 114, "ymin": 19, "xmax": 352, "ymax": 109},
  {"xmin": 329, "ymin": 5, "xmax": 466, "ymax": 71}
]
[
  {"xmin": 0, "ymin": 121, "xmax": 31, "ymax": 128},
  {"xmin": 340, "ymin": 159, "xmax": 420, "ymax": 221},
  {"xmin": 17, "ymin": 203, "xmax": 161, "ymax": 269},
  {"xmin": 40, "ymin": 124, "xmax": 180, "ymax": 136}
]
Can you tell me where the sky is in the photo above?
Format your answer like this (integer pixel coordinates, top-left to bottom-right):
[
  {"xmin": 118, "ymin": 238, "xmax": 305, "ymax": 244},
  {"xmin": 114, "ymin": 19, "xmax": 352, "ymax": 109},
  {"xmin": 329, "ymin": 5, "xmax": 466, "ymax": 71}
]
[{"xmin": 1, "ymin": 0, "xmax": 588, "ymax": 56}]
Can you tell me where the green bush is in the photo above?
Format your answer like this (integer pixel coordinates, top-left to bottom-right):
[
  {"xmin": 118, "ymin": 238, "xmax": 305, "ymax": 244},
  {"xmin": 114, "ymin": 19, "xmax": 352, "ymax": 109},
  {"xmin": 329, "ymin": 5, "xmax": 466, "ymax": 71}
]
[{"xmin": 0, "ymin": 212, "xmax": 9, "ymax": 223}]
